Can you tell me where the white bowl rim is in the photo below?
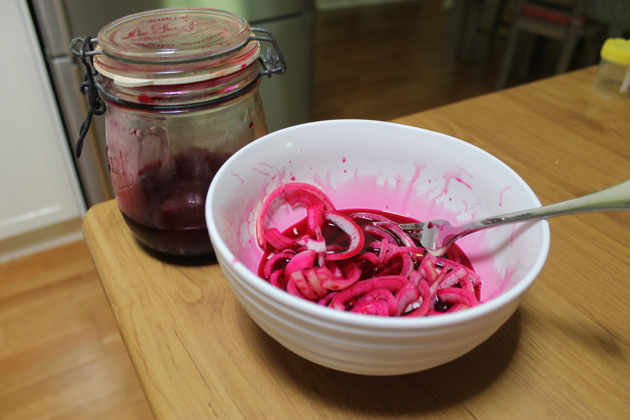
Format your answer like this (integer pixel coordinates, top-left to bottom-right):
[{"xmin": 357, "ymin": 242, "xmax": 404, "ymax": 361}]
[{"xmin": 207, "ymin": 119, "xmax": 551, "ymax": 329}]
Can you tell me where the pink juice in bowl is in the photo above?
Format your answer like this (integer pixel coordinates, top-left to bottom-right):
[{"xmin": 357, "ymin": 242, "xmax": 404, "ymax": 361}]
[{"xmin": 254, "ymin": 182, "xmax": 483, "ymax": 317}]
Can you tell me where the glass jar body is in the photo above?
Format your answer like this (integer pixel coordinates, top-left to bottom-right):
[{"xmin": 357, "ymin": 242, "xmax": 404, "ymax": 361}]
[
  {"xmin": 103, "ymin": 79, "xmax": 267, "ymax": 257},
  {"xmin": 593, "ymin": 57, "xmax": 630, "ymax": 99}
]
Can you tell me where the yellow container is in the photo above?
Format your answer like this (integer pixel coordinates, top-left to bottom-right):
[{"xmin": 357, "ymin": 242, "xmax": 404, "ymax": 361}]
[{"xmin": 593, "ymin": 38, "xmax": 630, "ymax": 99}]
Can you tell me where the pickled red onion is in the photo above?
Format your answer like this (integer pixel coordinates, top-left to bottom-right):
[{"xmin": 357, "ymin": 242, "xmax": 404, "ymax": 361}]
[
  {"xmin": 257, "ymin": 182, "xmax": 335, "ymax": 248},
  {"xmin": 322, "ymin": 211, "xmax": 364, "ymax": 260},
  {"xmin": 257, "ymin": 182, "xmax": 482, "ymax": 317}
]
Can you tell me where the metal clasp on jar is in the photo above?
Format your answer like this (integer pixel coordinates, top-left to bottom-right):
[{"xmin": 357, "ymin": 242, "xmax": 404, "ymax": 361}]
[{"xmin": 251, "ymin": 27, "xmax": 287, "ymax": 78}]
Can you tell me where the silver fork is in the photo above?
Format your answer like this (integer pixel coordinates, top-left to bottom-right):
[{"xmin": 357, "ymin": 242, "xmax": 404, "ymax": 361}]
[{"xmin": 394, "ymin": 179, "xmax": 630, "ymax": 256}]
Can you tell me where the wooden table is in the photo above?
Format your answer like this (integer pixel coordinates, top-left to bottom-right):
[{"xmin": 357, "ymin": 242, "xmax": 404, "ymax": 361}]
[{"xmin": 83, "ymin": 66, "xmax": 630, "ymax": 419}]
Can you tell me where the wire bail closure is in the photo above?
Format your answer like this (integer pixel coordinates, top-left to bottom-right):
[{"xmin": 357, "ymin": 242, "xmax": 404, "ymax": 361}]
[
  {"xmin": 72, "ymin": 36, "xmax": 106, "ymax": 158},
  {"xmin": 251, "ymin": 27, "xmax": 287, "ymax": 78},
  {"xmin": 68, "ymin": 27, "xmax": 287, "ymax": 158}
]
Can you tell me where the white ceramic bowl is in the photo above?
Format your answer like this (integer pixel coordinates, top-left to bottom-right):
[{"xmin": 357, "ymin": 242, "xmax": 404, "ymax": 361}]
[{"xmin": 206, "ymin": 120, "xmax": 549, "ymax": 376}]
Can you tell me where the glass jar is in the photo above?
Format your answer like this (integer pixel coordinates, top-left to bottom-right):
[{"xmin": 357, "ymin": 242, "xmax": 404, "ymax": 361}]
[
  {"xmin": 71, "ymin": 8, "xmax": 286, "ymax": 258},
  {"xmin": 593, "ymin": 38, "xmax": 630, "ymax": 100}
]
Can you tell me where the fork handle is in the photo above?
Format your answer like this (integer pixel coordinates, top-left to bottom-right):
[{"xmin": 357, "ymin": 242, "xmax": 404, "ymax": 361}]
[{"xmin": 470, "ymin": 179, "xmax": 630, "ymax": 230}]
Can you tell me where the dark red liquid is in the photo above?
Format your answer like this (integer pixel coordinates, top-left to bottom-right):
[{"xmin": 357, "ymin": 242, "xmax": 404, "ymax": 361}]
[
  {"xmin": 117, "ymin": 147, "xmax": 230, "ymax": 257},
  {"xmin": 258, "ymin": 209, "xmax": 478, "ymax": 313},
  {"xmin": 259, "ymin": 209, "xmax": 473, "ymax": 271},
  {"xmin": 121, "ymin": 212, "xmax": 213, "ymax": 257}
]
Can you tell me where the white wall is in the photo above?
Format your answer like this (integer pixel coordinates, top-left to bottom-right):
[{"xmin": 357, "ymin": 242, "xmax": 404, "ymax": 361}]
[{"xmin": 0, "ymin": 0, "xmax": 85, "ymax": 262}]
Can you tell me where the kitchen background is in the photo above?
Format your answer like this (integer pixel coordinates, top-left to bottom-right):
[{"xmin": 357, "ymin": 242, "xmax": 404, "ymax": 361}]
[{"xmin": 2, "ymin": 0, "xmax": 617, "ymax": 263}]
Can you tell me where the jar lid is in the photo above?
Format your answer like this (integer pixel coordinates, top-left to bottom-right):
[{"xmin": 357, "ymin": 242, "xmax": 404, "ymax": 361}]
[
  {"xmin": 601, "ymin": 38, "xmax": 630, "ymax": 65},
  {"xmin": 93, "ymin": 8, "xmax": 260, "ymax": 87}
]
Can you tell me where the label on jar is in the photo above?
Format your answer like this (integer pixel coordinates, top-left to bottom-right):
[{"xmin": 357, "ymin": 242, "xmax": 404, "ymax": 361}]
[{"xmin": 620, "ymin": 69, "xmax": 630, "ymax": 93}]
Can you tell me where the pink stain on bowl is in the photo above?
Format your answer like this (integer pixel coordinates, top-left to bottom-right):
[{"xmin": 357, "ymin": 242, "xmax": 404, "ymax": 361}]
[{"xmin": 499, "ymin": 186, "xmax": 512, "ymax": 206}]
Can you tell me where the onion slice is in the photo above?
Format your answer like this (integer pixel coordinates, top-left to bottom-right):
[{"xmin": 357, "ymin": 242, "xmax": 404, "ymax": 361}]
[
  {"xmin": 323, "ymin": 211, "xmax": 365, "ymax": 260},
  {"xmin": 257, "ymin": 182, "xmax": 335, "ymax": 248}
]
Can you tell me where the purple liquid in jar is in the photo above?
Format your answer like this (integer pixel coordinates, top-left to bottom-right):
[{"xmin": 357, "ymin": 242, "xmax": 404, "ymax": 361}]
[{"xmin": 115, "ymin": 147, "xmax": 230, "ymax": 257}]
